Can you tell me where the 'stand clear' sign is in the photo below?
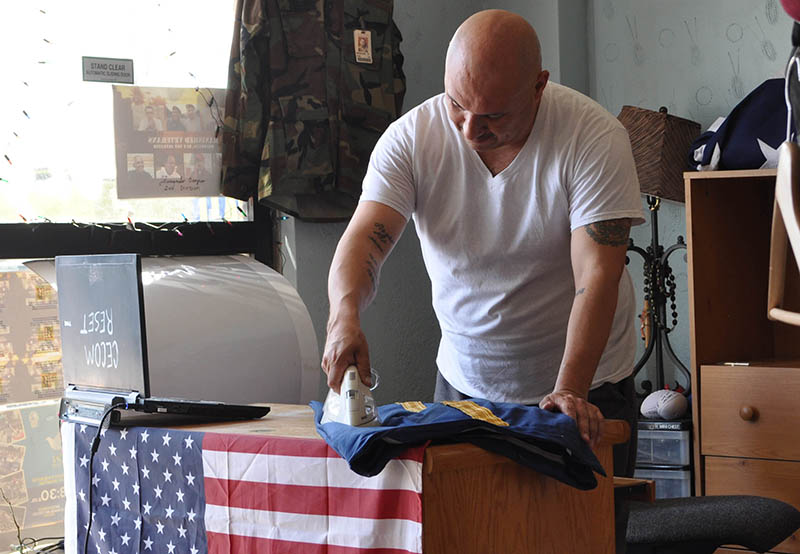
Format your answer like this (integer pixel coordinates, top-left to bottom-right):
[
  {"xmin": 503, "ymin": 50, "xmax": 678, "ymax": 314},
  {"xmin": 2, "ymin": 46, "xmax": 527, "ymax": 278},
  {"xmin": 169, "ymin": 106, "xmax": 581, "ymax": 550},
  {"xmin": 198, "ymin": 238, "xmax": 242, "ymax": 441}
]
[{"xmin": 82, "ymin": 56, "xmax": 134, "ymax": 84}]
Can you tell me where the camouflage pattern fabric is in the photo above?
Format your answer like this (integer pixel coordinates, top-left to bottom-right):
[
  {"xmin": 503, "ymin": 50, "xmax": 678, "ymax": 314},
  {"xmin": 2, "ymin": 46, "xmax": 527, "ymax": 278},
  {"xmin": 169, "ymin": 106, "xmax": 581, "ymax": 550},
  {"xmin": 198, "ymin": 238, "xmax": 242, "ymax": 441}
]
[{"xmin": 222, "ymin": 0, "xmax": 405, "ymax": 221}]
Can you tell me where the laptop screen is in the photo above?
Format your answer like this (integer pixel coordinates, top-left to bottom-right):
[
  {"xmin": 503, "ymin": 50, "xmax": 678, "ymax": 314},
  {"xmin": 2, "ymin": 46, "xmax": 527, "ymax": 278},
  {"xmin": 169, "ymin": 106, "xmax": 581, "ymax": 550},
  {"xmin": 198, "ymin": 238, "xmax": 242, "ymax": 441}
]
[{"xmin": 56, "ymin": 254, "xmax": 149, "ymax": 396}]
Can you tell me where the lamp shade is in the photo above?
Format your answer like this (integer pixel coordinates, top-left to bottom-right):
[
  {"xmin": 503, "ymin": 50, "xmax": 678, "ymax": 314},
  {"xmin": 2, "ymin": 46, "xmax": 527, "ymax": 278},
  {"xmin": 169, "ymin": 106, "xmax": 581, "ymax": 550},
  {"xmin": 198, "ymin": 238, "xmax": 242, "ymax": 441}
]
[{"xmin": 618, "ymin": 106, "xmax": 700, "ymax": 203}]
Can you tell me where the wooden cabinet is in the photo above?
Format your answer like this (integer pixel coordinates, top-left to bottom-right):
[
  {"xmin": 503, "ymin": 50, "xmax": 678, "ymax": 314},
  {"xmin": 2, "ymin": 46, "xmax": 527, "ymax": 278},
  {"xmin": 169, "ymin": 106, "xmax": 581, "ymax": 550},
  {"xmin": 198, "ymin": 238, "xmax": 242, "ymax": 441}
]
[{"xmin": 686, "ymin": 169, "xmax": 800, "ymax": 554}]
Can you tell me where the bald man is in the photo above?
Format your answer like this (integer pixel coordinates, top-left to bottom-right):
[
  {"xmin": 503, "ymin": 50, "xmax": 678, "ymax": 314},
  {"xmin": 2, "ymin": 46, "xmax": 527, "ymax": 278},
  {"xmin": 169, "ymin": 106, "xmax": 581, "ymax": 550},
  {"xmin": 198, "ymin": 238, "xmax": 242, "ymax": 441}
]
[{"xmin": 323, "ymin": 10, "xmax": 643, "ymax": 475}]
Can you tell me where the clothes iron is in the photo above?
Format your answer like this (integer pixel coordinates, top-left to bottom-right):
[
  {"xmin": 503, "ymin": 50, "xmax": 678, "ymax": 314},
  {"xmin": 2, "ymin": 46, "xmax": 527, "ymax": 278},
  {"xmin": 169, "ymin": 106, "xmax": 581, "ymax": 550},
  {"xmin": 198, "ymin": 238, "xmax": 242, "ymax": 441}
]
[{"xmin": 321, "ymin": 366, "xmax": 380, "ymax": 426}]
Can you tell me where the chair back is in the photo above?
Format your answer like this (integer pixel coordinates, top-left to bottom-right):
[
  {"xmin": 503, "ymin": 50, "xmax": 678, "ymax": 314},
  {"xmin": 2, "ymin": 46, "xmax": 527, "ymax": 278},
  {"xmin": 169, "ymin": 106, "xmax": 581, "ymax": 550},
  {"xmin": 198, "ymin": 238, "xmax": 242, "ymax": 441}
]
[{"xmin": 768, "ymin": 141, "xmax": 800, "ymax": 325}]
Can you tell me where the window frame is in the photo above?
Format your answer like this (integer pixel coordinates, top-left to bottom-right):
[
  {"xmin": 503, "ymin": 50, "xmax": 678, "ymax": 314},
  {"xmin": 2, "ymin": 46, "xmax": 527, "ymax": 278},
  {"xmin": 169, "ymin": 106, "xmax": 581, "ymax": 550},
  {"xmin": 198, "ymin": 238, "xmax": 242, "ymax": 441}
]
[{"xmin": 0, "ymin": 204, "xmax": 273, "ymax": 266}]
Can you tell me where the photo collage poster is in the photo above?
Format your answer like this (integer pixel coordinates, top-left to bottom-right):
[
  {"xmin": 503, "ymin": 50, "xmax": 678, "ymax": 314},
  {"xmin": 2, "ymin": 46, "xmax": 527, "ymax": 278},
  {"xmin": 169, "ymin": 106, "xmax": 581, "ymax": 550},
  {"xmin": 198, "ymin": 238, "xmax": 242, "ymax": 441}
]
[
  {"xmin": 113, "ymin": 86, "xmax": 226, "ymax": 199},
  {"xmin": 0, "ymin": 267, "xmax": 62, "ymax": 403},
  {"xmin": 0, "ymin": 263, "xmax": 64, "ymax": 543}
]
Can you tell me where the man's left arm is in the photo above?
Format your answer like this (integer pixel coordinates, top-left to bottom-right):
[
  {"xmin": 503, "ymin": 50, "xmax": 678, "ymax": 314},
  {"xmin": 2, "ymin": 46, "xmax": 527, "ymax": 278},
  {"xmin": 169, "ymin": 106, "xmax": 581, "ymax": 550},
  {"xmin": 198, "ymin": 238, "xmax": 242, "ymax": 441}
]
[{"xmin": 539, "ymin": 218, "xmax": 631, "ymax": 447}]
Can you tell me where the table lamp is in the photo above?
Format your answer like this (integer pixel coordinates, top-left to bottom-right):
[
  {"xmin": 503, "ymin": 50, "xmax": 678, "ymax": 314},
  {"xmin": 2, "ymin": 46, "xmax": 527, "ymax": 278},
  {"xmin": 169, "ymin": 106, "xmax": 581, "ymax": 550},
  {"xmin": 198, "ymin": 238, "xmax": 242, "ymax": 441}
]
[{"xmin": 617, "ymin": 105, "xmax": 700, "ymax": 396}]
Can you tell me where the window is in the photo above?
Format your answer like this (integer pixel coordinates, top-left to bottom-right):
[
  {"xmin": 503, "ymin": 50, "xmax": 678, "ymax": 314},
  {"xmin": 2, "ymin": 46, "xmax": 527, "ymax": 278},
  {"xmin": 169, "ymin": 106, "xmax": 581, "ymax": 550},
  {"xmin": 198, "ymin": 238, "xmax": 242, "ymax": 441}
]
[{"xmin": 0, "ymin": 1, "xmax": 243, "ymax": 224}]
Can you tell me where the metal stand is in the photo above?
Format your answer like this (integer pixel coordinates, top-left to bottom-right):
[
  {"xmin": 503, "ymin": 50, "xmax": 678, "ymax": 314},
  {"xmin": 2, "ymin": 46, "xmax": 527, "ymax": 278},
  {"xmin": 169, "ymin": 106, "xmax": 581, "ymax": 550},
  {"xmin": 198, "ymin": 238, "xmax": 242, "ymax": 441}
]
[{"xmin": 626, "ymin": 195, "xmax": 692, "ymax": 397}]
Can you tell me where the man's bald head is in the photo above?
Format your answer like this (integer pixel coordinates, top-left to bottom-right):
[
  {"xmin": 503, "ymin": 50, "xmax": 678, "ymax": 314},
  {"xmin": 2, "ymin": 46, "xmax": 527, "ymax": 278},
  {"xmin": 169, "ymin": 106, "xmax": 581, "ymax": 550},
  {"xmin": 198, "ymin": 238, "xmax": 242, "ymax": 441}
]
[
  {"xmin": 443, "ymin": 10, "xmax": 549, "ymax": 154},
  {"xmin": 445, "ymin": 10, "xmax": 542, "ymax": 93}
]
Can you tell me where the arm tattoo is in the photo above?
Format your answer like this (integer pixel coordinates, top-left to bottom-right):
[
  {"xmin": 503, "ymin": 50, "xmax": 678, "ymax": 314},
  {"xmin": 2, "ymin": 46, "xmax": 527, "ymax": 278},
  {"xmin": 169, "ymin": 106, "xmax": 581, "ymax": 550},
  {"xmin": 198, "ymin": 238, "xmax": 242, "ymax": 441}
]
[
  {"xmin": 584, "ymin": 218, "xmax": 631, "ymax": 246},
  {"xmin": 575, "ymin": 287, "xmax": 585, "ymax": 296},
  {"xmin": 367, "ymin": 223, "xmax": 396, "ymax": 254},
  {"xmin": 365, "ymin": 253, "xmax": 379, "ymax": 293}
]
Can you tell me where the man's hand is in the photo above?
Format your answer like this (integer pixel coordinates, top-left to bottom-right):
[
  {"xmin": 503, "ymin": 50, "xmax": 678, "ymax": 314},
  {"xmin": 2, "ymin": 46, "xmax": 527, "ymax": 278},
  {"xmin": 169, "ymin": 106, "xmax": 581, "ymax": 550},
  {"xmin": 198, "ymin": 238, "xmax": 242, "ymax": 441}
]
[
  {"xmin": 539, "ymin": 390, "xmax": 604, "ymax": 448},
  {"xmin": 321, "ymin": 315, "xmax": 372, "ymax": 394}
]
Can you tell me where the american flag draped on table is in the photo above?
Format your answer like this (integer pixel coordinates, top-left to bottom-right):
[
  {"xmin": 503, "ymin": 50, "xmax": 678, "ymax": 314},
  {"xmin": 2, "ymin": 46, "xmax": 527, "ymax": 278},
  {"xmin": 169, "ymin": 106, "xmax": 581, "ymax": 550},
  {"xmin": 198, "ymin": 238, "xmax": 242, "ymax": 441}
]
[{"xmin": 62, "ymin": 422, "xmax": 424, "ymax": 554}]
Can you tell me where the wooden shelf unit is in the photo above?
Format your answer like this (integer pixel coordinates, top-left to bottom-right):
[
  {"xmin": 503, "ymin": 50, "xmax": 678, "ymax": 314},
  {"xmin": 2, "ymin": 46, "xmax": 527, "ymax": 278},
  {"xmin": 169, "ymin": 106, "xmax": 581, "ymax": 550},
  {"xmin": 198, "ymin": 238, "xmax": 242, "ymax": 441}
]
[{"xmin": 686, "ymin": 169, "xmax": 800, "ymax": 554}]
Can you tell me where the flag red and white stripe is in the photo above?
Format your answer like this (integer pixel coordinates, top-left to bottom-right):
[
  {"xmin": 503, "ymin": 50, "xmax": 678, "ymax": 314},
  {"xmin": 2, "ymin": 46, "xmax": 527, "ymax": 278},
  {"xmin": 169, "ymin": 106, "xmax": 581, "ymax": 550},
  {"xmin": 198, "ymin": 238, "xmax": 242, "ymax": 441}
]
[{"xmin": 201, "ymin": 433, "xmax": 424, "ymax": 554}]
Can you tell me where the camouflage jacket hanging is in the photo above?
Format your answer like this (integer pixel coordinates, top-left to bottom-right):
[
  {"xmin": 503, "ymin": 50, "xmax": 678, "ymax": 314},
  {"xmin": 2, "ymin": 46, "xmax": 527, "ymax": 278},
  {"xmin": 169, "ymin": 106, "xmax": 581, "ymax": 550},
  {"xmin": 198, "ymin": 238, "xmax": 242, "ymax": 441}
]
[{"xmin": 221, "ymin": 0, "xmax": 405, "ymax": 221}]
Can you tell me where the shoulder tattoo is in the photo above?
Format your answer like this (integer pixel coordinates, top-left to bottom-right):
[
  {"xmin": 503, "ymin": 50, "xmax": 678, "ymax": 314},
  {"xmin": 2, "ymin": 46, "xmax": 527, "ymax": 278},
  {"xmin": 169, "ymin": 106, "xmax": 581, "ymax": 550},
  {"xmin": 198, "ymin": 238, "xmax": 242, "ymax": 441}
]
[{"xmin": 584, "ymin": 218, "xmax": 631, "ymax": 246}]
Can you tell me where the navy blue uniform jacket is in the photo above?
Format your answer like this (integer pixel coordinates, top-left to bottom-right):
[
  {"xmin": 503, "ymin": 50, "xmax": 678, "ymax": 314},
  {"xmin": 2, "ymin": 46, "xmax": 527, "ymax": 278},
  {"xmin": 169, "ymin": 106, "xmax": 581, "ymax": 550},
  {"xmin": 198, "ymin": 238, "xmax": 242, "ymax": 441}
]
[{"xmin": 311, "ymin": 398, "xmax": 605, "ymax": 490}]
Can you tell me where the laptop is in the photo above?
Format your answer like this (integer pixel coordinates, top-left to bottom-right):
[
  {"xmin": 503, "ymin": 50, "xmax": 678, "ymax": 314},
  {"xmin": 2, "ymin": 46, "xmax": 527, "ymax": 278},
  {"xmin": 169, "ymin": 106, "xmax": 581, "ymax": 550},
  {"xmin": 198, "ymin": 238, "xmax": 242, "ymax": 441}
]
[{"xmin": 56, "ymin": 253, "xmax": 270, "ymax": 426}]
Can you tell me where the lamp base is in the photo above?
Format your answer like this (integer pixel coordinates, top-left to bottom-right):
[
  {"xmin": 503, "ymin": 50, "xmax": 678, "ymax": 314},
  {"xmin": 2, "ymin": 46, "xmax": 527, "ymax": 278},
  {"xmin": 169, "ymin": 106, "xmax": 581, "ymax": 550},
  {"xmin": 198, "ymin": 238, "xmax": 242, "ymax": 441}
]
[{"xmin": 627, "ymin": 195, "xmax": 691, "ymax": 396}]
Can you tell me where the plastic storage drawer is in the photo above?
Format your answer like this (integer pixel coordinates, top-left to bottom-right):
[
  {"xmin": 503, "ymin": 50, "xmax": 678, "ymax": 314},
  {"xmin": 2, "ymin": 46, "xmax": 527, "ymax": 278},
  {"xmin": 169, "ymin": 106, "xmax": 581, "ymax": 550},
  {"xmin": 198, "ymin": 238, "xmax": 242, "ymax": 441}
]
[
  {"xmin": 634, "ymin": 467, "xmax": 692, "ymax": 499},
  {"xmin": 636, "ymin": 429, "xmax": 691, "ymax": 467}
]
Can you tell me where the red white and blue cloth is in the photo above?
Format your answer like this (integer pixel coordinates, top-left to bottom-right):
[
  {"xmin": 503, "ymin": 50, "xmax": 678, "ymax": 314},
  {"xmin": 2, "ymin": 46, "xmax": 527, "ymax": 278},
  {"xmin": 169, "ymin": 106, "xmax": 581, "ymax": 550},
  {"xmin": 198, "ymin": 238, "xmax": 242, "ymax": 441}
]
[{"xmin": 62, "ymin": 422, "xmax": 424, "ymax": 554}]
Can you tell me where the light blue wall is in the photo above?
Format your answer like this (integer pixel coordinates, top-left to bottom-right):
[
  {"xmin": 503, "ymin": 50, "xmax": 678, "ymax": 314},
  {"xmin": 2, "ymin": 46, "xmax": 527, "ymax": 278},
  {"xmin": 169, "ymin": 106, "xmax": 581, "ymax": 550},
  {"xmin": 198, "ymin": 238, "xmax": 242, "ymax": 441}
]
[
  {"xmin": 393, "ymin": 0, "xmax": 486, "ymax": 111},
  {"xmin": 589, "ymin": 0, "xmax": 793, "ymax": 391},
  {"xmin": 590, "ymin": 0, "xmax": 791, "ymax": 129},
  {"xmin": 558, "ymin": 0, "xmax": 589, "ymax": 94}
]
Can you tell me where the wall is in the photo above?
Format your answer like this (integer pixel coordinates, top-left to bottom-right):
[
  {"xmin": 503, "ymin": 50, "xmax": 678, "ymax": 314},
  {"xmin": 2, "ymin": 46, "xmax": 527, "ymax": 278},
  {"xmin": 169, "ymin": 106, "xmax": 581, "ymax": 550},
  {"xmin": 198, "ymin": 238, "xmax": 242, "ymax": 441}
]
[
  {"xmin": 589, "ymin": 0, "xmax": 793, "ymax": 391},
  {"xmin": 557, "ymin": 0, "xmax": 589, "ymax": 93}
]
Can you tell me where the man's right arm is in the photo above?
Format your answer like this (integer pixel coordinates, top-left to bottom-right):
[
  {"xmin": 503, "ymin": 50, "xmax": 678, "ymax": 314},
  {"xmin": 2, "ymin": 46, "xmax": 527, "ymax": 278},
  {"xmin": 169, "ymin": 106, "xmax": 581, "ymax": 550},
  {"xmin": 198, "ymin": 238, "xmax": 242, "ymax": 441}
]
[{"xmin": 322, "ymin": 200, "xmax": 408, "ymax": 392}]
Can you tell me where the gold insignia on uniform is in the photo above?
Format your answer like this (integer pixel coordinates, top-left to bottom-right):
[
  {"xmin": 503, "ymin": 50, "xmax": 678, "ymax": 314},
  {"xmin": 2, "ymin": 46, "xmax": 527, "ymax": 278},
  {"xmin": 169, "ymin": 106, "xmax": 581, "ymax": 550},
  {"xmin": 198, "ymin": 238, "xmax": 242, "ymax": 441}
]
[
  {"xmin": 442, "ymin": 400, "xmax": 510, "ymax": 427},
  {"xmin": 397, "ymin": 401, "xmax": 427, "ymax": 413}
]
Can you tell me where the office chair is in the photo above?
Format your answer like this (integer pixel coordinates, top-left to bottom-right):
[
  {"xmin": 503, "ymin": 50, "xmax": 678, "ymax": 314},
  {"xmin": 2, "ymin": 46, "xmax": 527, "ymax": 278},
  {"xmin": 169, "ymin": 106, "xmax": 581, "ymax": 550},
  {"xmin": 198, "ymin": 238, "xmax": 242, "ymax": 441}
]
[{"xmin": 624, "ymin": 495, "xmax": 800, "ymax": 553}]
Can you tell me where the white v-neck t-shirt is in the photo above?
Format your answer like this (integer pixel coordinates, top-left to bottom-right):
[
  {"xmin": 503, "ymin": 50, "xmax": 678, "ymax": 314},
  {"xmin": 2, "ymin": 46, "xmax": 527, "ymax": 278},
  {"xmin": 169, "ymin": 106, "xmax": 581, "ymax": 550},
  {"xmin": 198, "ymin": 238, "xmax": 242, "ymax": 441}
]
[{"xmin": 361, "ymin": 83, "xmax": 645, "ymax": 404}]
